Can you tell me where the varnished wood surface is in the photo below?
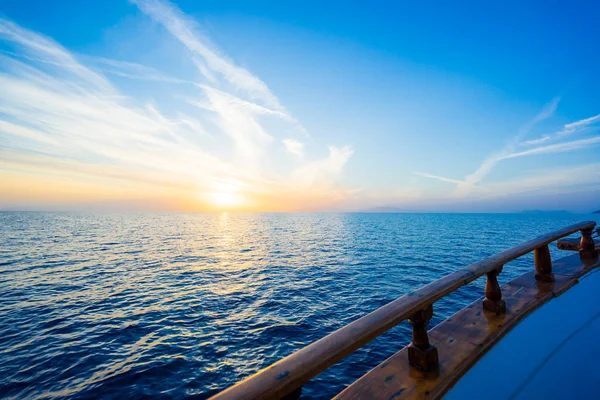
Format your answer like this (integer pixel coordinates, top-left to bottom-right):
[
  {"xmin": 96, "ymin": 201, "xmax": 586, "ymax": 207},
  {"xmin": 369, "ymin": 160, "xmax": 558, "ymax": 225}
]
[
  {"xmin": 534, "ymin": 245, "xmax": 554, "ymax": 282},
  {"xmin": 556, "ymin": 237, "xmax": 600, "ymax": 251},
  {"xmin": 482, "ymin": 266, "xmax": 505, "ymax": 314},
  {"xmin": 335, "ymin": 252, "xmax": 600, "ymax": 400},
  {"xmin": 210, "ymin": 221, "xmax": 596, "ymax": 400},
  {"xmin": 407, "ymin": 305, "xmax": 438, "ymax": 371}
]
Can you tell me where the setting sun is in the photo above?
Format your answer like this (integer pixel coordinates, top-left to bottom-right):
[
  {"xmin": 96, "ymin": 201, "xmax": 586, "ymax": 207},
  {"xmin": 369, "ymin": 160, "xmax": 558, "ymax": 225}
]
[{"xmin": 209, "ymin": 191, "xmax": 244, "ymax": 209}]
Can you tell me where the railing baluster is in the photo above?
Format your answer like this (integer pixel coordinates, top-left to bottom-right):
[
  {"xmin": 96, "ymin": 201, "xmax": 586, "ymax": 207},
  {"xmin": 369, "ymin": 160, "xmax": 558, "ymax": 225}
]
[
  {"xmin": 407, "ymin": 304, "xmax": 438, "ymax": 371},
  {"xmin": 483, "ymin": 266, "xmax": 506, "ymax": 314},
  {"xmin": 580, "ymin": 227, "xmax": 598, "ymax": 258},
  {"xmin": 534, "ymin": 244, "xmax": 554, "ymax": 282}
]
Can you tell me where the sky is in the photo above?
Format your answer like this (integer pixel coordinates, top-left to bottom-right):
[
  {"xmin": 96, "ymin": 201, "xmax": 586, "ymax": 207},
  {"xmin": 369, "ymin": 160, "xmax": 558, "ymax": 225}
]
[{"xmin": 0, "ymin": 0, "xmax": 599, "ymax": 212}]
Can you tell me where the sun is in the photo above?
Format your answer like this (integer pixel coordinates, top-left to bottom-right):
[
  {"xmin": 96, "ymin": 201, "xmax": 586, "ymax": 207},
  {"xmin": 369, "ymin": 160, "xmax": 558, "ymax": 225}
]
[
  {"xmin": 211, "ymin": 191, "xmax": 238, "ymax": 206},
  {"xmin": 208, "ymin": 190, "xmax": 246, "ymax": 210},
  {"xmin": 204, "ymin": 178, "xmax": 249, "ymax": 210}
]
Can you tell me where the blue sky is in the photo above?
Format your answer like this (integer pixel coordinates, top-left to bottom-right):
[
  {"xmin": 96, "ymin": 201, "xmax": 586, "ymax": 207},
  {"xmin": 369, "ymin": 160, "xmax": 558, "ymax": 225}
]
[{"xmin": 0, "ymin": 0, "xmax": 599, "ymax": 212}]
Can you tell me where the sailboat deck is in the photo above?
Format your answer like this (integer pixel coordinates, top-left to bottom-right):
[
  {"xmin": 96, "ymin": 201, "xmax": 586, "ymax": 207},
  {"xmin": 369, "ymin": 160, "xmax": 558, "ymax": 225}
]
[
  {"xmin": 445, "ymin": 267, "xmax": 600, "ymax": 399},
  {"xmin": 335, "ymin": 253, "xmax": 600, "ymax": 399}
]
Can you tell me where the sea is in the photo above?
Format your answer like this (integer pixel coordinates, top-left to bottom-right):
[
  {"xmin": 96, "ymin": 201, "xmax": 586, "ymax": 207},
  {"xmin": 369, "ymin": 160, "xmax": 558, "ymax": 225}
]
[{"xmin": 1, "ymin": 212, "xmax": 598, "ymax": 399}]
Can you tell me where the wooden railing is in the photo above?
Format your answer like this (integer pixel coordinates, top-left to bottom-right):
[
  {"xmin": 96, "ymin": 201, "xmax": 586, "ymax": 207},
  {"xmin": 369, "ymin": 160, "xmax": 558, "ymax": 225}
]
[{"xmin": 211, "ymin": 221, "xmax": 598, "ymax": 400}]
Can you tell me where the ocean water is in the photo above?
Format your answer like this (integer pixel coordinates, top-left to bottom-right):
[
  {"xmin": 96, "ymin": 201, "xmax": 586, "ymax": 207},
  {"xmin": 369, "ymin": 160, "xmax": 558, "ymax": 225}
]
[{"xmin": 1, "ymin": 212, "xmax": 598, "ymax": 399}]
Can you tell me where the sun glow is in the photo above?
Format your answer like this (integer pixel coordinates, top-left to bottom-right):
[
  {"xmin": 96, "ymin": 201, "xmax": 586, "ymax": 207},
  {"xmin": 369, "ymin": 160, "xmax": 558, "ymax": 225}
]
[
  {"xmin": 205, "ymin": 179, "xmax": 248, "ymax": 210},
  {"xmin": 209, "ymin": 191, "xmax": 244, "ymax": 209}
]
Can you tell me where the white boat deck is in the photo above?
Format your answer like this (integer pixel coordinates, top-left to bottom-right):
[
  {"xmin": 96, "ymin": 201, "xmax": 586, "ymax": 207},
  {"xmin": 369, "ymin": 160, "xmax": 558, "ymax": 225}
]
[{"xmin": 446, "ymin": 268, "xmax": 600, "ymax": 399}]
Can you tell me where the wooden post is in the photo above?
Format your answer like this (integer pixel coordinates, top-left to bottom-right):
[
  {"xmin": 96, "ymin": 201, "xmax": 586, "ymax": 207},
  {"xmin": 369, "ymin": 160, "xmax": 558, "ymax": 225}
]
[
  {"xmin": 534, "ymin": 244, "xmax": 554, "ymax": 282},
  {"xmin": 407, "ymin": 304, "xmax": 438, "ymax": 371},
  {"xmin": 580, "ymin": 227, "xmax": 598, "ymax": 258},
  {"xmin": 483, "ymin": 266, "xmax": 506, "ymax": 314}
]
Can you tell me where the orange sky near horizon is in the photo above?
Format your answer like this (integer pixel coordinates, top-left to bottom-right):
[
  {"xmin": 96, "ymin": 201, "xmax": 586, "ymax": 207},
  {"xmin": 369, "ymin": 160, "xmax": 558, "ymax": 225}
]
[{"xmin": 0, "ymin": 169, "xmax": 354, "ymax": 212}]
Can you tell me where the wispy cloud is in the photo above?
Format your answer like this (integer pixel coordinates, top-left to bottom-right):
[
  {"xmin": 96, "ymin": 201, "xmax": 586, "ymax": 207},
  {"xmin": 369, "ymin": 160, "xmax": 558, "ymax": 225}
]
[
  {"xmin": 86, "ymin": 56, "xmax": 190, "ymax": 84},
  {"xmin": 0, "ymin": 18, "xmax": 115, "ymax": 94},
  {"xmin": 484, "ymin": 162, "xmax": 600, "ymax": 197},
  {"xmin": 412, "ymin": 172, "xmax": 487, "ymax": 192},
  {"xmin": 377, "ymin": 162, "xmax": 600, "ymax": 213},
  {"xmin": 502, "ymin": 135, "xmax": 600, "ymax": 160},
  {"xmin": 0, "ymin": 2, "xmax": 354, "ymax": 211},
  {"xmin": 132, "ymin": 0, "xmax": 285, "ymax": 111},
  {"xmin": 414, "ymin": 134, "xmax": 600, "ymax": 204},
  {"xmin": 282, "ymin": 138, "xmax": 304, "ymax": 156},
  {"xmin": 565, "ymin": 113, "xmax": 600, "ymax": 130},
  {"xmin": 415, "ymin": 98, "xmax": 560, "ymax": 196},
  {"xmin": 289, "ymin": 146, "xmax": 353, "ymax": 189},
  {"xmin": 523, "ymin": 112, "xmax": 600, "ymax": 145},
  {"xmin": 459, "ymin": 98, "xmax": 560, "ymax": 193},
  {"xmin": 414, "ymin": 134, "xmax": 600, "ymax": 200}
]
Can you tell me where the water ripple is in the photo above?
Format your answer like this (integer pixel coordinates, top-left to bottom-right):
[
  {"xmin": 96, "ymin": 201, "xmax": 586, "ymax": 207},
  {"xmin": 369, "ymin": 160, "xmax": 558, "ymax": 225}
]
[{"xmin": 0, "ymin": 212, "xmax": 598, "ymax": 399}]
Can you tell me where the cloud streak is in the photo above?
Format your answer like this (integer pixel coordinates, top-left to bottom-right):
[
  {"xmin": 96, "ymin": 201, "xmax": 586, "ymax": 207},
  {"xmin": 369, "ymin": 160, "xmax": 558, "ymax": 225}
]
[
  {"xmin": 459, "ymin": 97, "xmax": 560, "ymax": 193},
  {"xmin": 524, "ymin": 112, "xmax": 600, "ymax": 145},
  {"xmin": 283, "ymin": 138, "xmax": 304, "ymax": 156},
  {"xmin": 502, "ymin": 135, "xmax": 600, "ymax": 160},
  {"xmin": 414, "ymin": 134, "xmax": 600, "ymax": 197},
  {"xmin": 485, "ymin": 162, "xmax": 600, "ymax": 196},
  {"xmin": 414, "ymin": 98, "xmax": 561, "ymax": 196},
  {"xmin": 132, "ymin": 0, "xmax": 285, "ymax": 111},
  {"xmin": 86, "ymin": 56, "xmax": 191, "ymax": 84},
  {"xmin": 0, "ymin": 3, "xmax": 353, "ymax": 211}
]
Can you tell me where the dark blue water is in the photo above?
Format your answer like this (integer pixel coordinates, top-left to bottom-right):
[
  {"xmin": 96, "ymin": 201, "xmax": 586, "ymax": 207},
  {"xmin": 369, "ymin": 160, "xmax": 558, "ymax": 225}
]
[{"xmin": 1, "ymin": 212, "xmax": 598, "ymax": 399}]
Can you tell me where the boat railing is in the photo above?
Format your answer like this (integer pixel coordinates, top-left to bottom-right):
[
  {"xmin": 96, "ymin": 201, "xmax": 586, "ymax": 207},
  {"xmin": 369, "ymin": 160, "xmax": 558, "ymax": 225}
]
[{"xmin": 211, "ymin": 220, "xmax": 598, "ymax": 400}]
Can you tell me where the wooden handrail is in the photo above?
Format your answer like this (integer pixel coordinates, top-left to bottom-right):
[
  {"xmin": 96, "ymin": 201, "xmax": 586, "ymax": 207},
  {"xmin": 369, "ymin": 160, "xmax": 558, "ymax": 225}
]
[{"xmin": 211, "ymin": 220, "xmax": 597, "ymax": 400}]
